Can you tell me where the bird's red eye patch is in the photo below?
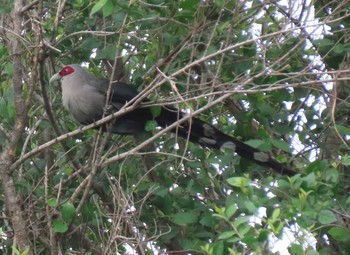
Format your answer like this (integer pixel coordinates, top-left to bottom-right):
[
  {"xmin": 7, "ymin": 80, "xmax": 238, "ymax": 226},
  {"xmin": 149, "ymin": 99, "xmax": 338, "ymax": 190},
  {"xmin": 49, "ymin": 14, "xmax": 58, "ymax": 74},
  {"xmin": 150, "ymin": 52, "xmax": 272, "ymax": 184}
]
[{"xmin": 59, "ymin": 66, "xmax": 75, "ymax": 77}]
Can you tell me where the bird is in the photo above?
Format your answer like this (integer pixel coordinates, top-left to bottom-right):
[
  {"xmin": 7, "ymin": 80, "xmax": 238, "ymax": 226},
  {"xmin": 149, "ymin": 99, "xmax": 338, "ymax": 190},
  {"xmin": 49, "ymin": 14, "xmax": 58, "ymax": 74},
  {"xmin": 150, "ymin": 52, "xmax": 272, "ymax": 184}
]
[{"xmin": 49, "ymin": 64, "xmax": 296, "ymax": 176}]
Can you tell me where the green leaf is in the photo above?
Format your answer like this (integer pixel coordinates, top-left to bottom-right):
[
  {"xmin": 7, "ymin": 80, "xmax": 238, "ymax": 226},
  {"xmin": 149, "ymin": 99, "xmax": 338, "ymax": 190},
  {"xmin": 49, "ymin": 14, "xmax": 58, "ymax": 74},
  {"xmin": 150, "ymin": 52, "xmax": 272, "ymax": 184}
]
[
  {"xmin": 289, "ymin": 244, "xmax": 304, "ymax": 255},
  {"xmin": 244, "ymin": 201, "xmax": 256, "ymax": 213},
  {"xmin": 218, "ymin": 231, "xmax": 235, "ymax": 240},
  {"xmin": 227, "ymin": 177, "xmax": 251, "ymax": 188},
  {"xmin": 307, "ymin": 251, "xmax": 320, "ymax": 255},
  {"xmin": 47, "ymin": 198, "xmax": 57, "ymax": 207},
  {"xmin": 341, "ymin": 155, "xmax": 350, "ymax": 166},
  {"xmin": 200, "ymin": 214, "xmax": 217, "ymax": 227},
  {"xmin": 214, "ymin": 206, "xmax": 226, "ymax": 216},
  {"xmin": 318, "ymin": 209, "xmax": 337, "ymax": 224},
  {"xmin": 145, "ymin": 120, "xmax": 158, "ymax": 131},
  {"xmin": 242, "ymin": 235, "xmax": 257, "ymax": 245},
  {"xmin": 215, "ymin": 0, "xmax": 228, "ymax": 7},
  {"xmin": 271, "ymin": 208, "xmax": 280, "ymax": 221},
  {"xmin": 11, "ymin": 246, "xmax": 20, "ymax": 255},
  {"xmin": 225, "ymin": 204, "xmax": 237, "ymax": 219},
  {"xmin": 305, "ymin": 160, "xmax": 327, "ymax": 173},
  {"xmin": 90, "ymin": 0, "xmax": 108, "ymax": 16},
  {"xmin": 4, "ymin": 62, "xmax": 13, "ymax": 76},
  {"xmin": 179, "ymin": 238, "xmax": 197, "ymax": 250},
  {"xmin": 61, "ymin": 202, "xmax": 76, "ymax": 223},
  {"xmin": 212, "ymin": 240, "xmax": 224, "ymax": 255},
  {"xmin": 336, "ymin": 124, "xmax": 350, "ymax": 136},
  {"xmin": 314, "ymin": 38, "xmax": 334, "ymax": 47},
  {"xmin": 179, "ymin": 0, "xmax": 198, "ymax": 9},
  {"xmin": 333, "ymin": 44, "xmax": 346, "ymax": 54},
  {"xmin": 293, "ymin": 87, "xmax": 310, "ymax": 98},
  {"xmin": 152, "ymin": 185, "xmax": 168, "ymax": 197},
  {"xmin": 0, "ymin": 5, "xmax": 11, "ymax": 14},
  {"xmin": 95, "ymin": 45, "xmax": 116, "ymax": 60},
  {"xmin": 234, "ymin": 216, "xmax": 250, "ymax": 228},
  {"xmin": 171, "ymin": 212, "xmax": 198, "ymax": 225},
  {"xmin": 237, "ymin": 224, "xmax": 251, "ymax": 236},
  {"xmin": 102, "ymin": 0, "xmax": 114, "ymax": 17},
  {"xmin": 64, "ymin": 167, "xmax": 73, "ymax": 175},
  {"xmin": 150, "ymin": 106, "xmax": 162, "ymax": 118},
  {"xmin": 52, "ymin": 219, "xmax": 68, "ymax": 233},
  {"xmin": 302, "ymin": 172, "xmax": 316, "ymax": 188},
  {"xmin": 258, "ymin": 230, "xmax": 269, "ymax": 242},
  {"xmin": 271, "ymin": 139, "xmax": 291, "ymax": 153},
  {"xmin": 244, "ymin": 139, "xmax": 266, "ymax": 149},
  {"xmin": 328, "ymin": 227, "xmax": 350, "ymax": 241}
]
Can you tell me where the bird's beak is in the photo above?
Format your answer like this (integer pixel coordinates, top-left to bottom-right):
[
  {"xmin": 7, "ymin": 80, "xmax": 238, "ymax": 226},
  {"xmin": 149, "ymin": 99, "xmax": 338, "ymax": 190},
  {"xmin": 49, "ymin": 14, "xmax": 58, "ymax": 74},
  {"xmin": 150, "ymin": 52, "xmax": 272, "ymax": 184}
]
[{"xmin": 49, "ymin": 73, "xmax": 61, "ymax": 83}]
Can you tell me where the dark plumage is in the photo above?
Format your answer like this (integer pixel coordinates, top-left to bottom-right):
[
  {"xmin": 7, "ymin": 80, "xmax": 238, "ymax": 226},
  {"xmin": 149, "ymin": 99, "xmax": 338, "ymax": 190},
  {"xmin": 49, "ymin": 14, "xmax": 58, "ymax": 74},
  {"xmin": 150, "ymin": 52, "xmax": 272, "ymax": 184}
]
[{"xmin": 50, "ymin": 64, "xmax": 295, "ymax": 176}]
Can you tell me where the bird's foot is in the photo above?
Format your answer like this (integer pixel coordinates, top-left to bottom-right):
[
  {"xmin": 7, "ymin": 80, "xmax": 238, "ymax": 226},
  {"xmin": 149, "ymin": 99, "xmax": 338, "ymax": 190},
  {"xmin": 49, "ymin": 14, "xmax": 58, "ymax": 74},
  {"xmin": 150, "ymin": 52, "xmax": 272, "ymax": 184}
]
[{"xmin": 103, "ymin": 105, "xmax": 113, "ymax": 115}]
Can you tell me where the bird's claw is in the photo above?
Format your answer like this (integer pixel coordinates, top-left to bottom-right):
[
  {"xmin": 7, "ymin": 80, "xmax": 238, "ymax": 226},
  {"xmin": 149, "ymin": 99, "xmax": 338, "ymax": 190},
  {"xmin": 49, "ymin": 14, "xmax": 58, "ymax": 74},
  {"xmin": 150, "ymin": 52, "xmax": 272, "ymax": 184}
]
[{"xmin": 103, "ymin": 105, "xmax": 113, "ymax": 115}]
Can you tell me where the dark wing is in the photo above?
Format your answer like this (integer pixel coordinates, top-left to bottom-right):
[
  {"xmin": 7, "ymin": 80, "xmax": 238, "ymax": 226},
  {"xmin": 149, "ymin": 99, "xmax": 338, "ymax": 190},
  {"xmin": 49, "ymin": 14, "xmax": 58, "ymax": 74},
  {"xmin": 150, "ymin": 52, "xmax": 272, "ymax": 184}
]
[
  {"xmin": 98, "ymin": 79, "xmax": 295, "ymax": 175},
  {"xmin": 155, "ymin": 106, "xmax": 295, "ymax": 175},
  {"xmin": 105, "ymin": 81, "xmax": 153, "ymax": 135}
]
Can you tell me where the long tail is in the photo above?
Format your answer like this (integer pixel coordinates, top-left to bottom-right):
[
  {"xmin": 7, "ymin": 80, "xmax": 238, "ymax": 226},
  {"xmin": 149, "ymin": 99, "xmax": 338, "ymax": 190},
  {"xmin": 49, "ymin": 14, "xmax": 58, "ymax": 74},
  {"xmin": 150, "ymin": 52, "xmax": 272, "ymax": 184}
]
[{"xmin": 155, "ymin": 106, "xmax": 296, "ymax": 176}]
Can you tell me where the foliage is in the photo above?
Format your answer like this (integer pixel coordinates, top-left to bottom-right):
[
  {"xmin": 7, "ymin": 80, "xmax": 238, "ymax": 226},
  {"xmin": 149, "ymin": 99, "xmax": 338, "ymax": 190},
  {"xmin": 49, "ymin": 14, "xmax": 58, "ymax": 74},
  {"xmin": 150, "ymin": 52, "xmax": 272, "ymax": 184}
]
[{"xmin": 1, "ymin": 0, "xmax": 350, "ymax": 254}]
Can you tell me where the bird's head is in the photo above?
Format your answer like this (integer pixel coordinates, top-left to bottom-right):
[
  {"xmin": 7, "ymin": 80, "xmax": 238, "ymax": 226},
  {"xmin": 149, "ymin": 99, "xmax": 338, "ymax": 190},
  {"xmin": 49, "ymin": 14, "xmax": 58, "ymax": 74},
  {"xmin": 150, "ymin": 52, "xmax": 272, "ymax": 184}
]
[{"xmin": 49, "ymin": 65, "xmax": 80, "ymax": 83}]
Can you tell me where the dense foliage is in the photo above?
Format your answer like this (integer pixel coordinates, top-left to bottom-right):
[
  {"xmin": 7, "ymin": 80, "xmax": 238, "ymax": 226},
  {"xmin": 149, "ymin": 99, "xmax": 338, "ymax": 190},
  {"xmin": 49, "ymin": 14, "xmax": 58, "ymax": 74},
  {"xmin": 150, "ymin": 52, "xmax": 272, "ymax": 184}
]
[{"xmin": 1, "ymin": 0, "xmax": 350, "ymax": 254}]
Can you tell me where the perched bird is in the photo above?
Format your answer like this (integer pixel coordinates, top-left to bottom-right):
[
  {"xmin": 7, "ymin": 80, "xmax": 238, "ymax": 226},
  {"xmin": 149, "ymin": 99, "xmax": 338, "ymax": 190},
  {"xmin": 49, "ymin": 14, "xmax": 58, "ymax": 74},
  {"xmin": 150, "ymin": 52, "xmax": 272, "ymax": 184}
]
[{"xmin": 50, "ymin": 64, "xmax": 295, "ymax": 175}]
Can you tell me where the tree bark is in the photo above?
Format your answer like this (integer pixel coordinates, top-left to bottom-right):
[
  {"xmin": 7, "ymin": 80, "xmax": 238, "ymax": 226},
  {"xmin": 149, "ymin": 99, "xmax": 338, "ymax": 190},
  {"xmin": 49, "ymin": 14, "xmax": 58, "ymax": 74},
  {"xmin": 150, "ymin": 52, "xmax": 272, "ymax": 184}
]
[{"xmin": 0, "ymin": 0, "xmax": 33, "ymax": 253}]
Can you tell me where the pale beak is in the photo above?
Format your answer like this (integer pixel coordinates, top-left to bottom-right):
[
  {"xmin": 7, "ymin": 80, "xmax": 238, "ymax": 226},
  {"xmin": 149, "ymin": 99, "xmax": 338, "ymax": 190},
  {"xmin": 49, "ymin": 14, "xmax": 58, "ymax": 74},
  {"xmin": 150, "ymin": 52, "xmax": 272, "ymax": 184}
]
[{"xmin": 49, "ymin": 73, "xmax": 61, "ymax": 83}]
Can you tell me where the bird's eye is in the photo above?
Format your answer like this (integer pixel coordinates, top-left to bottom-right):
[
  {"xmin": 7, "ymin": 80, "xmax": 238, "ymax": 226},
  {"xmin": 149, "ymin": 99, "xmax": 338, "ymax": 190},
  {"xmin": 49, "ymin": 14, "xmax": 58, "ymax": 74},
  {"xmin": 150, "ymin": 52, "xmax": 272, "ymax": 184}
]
[{"xmin": 59, "ymin": 66, "xmax": 74, "ymax": 76}]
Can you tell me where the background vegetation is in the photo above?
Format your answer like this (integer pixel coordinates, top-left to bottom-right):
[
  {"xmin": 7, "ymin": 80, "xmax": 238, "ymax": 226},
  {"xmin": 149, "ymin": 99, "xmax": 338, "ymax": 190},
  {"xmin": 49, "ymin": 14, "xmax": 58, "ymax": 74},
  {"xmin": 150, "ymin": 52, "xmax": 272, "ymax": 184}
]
[{"xmin": 1, "ymin": 0, "xmax": 350, "ymax": 254}]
